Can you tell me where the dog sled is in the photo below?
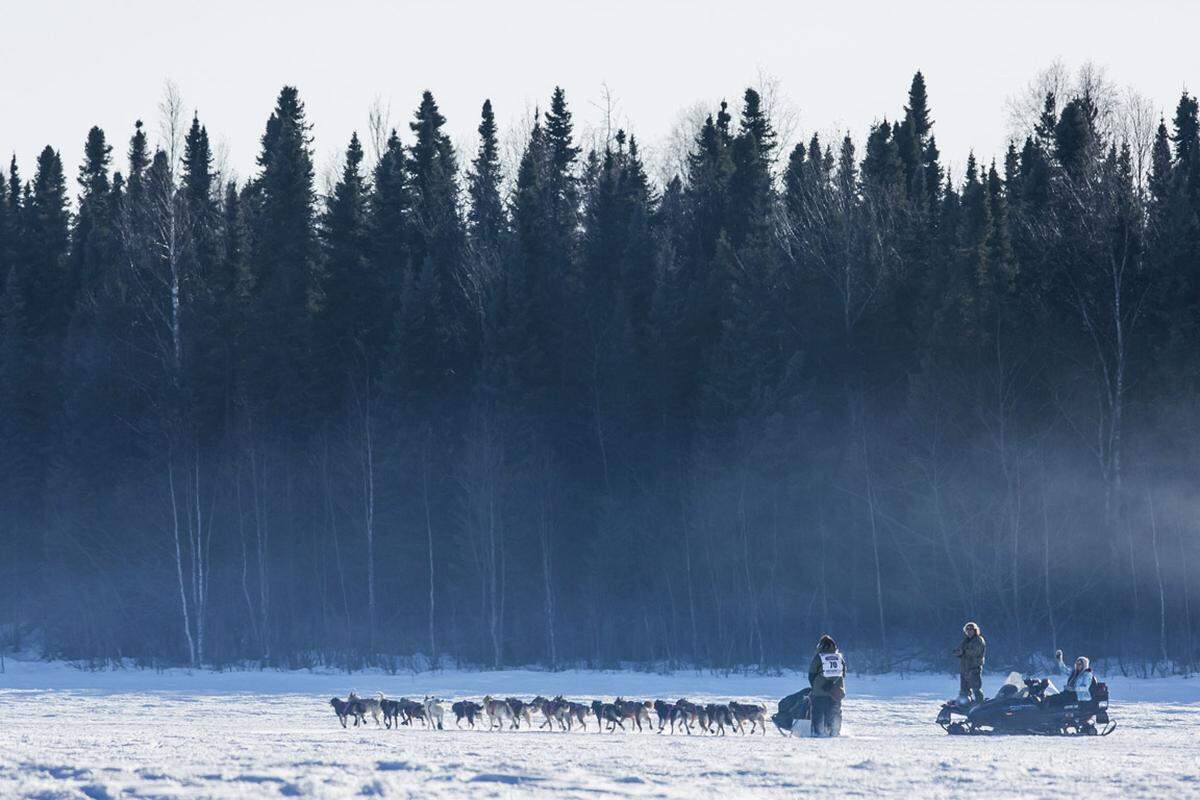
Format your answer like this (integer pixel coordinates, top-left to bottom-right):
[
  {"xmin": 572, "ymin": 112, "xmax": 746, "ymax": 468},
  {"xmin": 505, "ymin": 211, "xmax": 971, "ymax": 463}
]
[{"xmin": 771, "ymin": 688, "xmax": 812, "ymax": 735}]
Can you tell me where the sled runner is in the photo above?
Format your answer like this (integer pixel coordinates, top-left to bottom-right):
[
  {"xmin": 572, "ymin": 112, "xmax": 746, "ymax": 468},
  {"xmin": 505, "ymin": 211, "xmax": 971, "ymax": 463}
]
[{"xmin": 936, "ymin": 672, "xmax": 1115, "ymax": 736}]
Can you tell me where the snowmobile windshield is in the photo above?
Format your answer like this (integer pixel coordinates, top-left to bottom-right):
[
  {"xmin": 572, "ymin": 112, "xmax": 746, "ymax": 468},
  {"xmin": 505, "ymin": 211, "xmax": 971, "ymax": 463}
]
[
  {"xmin": 995, "ymin": 672, "xmax": 1025, "ymax": 699},
  {"xmin": 995, "ymin": 672, "xmax": 1058, "ymax": 700}
]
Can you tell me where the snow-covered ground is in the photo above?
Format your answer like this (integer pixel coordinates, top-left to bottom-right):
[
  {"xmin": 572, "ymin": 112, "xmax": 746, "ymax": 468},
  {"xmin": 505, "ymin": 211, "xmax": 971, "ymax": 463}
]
[{"xmin": 1, "ymin": 659, "xmax": 1197, "ymax": 798}]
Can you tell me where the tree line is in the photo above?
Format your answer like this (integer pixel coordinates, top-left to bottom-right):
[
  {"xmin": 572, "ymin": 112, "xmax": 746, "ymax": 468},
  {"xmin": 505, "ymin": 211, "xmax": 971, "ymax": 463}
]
[{"xmin": 1, "ymin": 69, "xmax": 1197, "ymax": 673}]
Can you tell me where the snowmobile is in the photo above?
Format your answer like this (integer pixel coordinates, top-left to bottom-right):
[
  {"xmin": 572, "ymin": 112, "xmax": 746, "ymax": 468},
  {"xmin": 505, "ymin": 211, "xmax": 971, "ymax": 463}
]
[
  {"xmin": 771, "ymin": 687, "xmax": 812, "ymax": 735},
  {"xmin": 936, "ymin": 672, "xmax": 1115, "ymax": 736}
]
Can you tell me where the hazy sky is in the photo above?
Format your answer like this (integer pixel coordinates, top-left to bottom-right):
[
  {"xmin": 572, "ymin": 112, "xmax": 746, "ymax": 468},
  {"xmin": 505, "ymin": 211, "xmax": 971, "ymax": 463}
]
[{"xmin": 3, "ymin": 0, "xmax": 1195, "ymax": 193}]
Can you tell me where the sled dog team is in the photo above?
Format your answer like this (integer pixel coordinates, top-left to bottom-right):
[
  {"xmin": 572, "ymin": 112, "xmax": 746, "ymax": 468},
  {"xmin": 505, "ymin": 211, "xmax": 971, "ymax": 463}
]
[
  {"xmin": 328, "ymin": 622, "xmax": 1101, "ymax": 740},
  {"xmin": 329, "ymin": 691, "xmax": 769, "ymax": 735}
]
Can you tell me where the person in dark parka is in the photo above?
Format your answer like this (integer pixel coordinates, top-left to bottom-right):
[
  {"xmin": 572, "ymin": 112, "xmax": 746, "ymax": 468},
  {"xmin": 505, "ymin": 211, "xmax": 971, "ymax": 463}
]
[
  {"xmin": 953, "ymin": 621, "xmax": 986, "ymax": 704},
  {"xmin": 808, "ymin": 634, "xmax": 846, "ymax": 737}
]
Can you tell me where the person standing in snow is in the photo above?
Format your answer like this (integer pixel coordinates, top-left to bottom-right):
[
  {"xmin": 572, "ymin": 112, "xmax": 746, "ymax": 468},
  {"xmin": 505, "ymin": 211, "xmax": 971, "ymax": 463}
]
[
  {"xmin": 953, "ymin": 622, "xmax": 986, "ymax": 704},
  {"xmin": 808, "ymin": 635, "xmax": 846, "ymax": 737},
  {"xmin": 1064, "ymin": 656, "xmax": 1096, "ymax": 700}
]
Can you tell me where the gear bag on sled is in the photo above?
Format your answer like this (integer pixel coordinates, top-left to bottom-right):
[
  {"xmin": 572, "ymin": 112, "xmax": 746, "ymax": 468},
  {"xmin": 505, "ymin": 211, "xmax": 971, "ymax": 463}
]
[{"xmin": 772, "ymin": 688, "xmax": 812, "ymax": 735}]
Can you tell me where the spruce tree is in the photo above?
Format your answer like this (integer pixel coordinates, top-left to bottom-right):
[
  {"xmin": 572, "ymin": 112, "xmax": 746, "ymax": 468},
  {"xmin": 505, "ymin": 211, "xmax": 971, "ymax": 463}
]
[
  {"xmin": 367, "ymin": 129, "xmax": 409, "ymax": 321},
  {"xmin": 541, "ymin": 89, "xmax": 583, "ymax": 304},
  {"xmin": 1053, "ymin": 97, "xmax": 1098, "ymax": 177},
  {"xmin": 254, "ymin": 86, "xmax": 316, "ymax": 316},
  {"xmin": 806, "ymin": 133, "xmax": 824, "ymax": 177},
  {"xmin": 985, "ymin": 160, "xmax": 1013, "ymax": 291},
  {"xmin": 0, "ymin": 161, "xmax": 11, "ymax": 282},
  {"xmin": 182, "ymin": 114, "xmax": 215, "ymax": 209},
  {"xmin": 543, "ymin": 86, "xmax": 581, "ymax": 207},
  {"xmin": 1170, "ymin": 92, "xmax": 1199, "ymax": 174},
  {"xmin": 126, "ymin": 120, "xmax": 150, "ymax": 203},
  {"xmin": 182, "ymin": 113, "xmax": 219, "ymax": 274},
  {"xmin": 404, "ymin": 90, "xmax": 468, "ymax": 384},
  {"xmin": 923, "ymin": 136, "xmax": 944, "ymax": 215},
  {"xmin": 221, "ymin": 180, "xmax": 245, "ymax": 298},
  {"xmin": 783, "ymin": 141, "xmax": 806, "ymax": 215},
  {"xmin": 77, "ymin": 127, "xmax": 112, "ymax": 199},
  {"xmin": 862, "ymin": 120, "xmax": 904, "ymax": 193},
  {"xmin": 894, "ymin": 115, "xmax": 921, "ymax": 202},
  {"xmin": 467, "ymin": 99, "xmax": 505, "ymax": 260},
  {"xmin": 1035, "ymin": 93, "xmax": 1058, "ymax": 146},
  {"xmin": 620, "ymin": 134, "xmax": 656, "ymax": 323},
  {"xmin": 26, "ymin": 146, "xmax": 71, "ymax": 336},
  {"xmin": 726, "ymin": 88, "xmax": 776, "ymax": 248},
  {"xmin": 320, "ymin": 132, "xmax": 376, "ymax": 362},
  {"xmin": 835, "ymin": 134, "xmax": 857, "ymax": 200},
  {"xmin": 408, "ymin": 91, "xmax": 463, "ymax": 277},
  {"xmin": 685, "ymin": 113, "xmax": 732, "ymax": 265},
  {"xmin": 248, "ymin": 86, "xmax": 318, "ymax": 417},
  {"xmin": 508, "ymin": 115, "xmax": 551, "ymax": 387},
  {"xmin": 1148, "ymin": 120, "xmax": 1173, "ymax": 211},
  {"xmin": 3, "ymin": 159, "xmax": 27, "ymax": 323},
  {"xmin": 181, "ymin": 112, "xmax": 222, "ymax": 419},
  {"xmin": 511, "ymin": 117, "xmax": 548, "ymax": 292},
  {"xmin": 71, "ymin": 126, "xmax": 114, "ymax": 306},
  {"xmin": 4, "ymin": 156, "xmax": 20, "ymax": 263},
  {"xmin": 216, "ymin": 180, "xmax": 247, "ymax": 384},
  {"xmin": 905, "ymin": 71, "xmax": 933, "ymax": 138}
]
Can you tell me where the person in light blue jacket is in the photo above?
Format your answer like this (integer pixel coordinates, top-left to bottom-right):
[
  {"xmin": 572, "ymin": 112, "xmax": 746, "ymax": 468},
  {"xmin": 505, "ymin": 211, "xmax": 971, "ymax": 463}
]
[{"xmin": 1064, "ymin": 656, "xmax": 1096, "ymax": 700}]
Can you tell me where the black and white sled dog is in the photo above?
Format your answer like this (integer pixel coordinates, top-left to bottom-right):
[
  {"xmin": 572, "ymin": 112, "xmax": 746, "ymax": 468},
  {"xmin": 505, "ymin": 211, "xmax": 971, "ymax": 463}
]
[
  {"xmin": 396, "ymin": 697, "xmax": 427, "ymax": 727},
  {"xmin": 330, "ymin": 696, "xmax": 367, "ymax": 728},
  {"xmin": 452, "ymin": 700, "xmax": 484, "ymax": 728},
  {"xmin": 591, "ymin": 699, "xmax": 624, "ymax": 732},
  {"xmin": 653, "ymin": 699, "xmax": 678, "ymax": 733},
  {"xmin": 380, "ymin": 697, "xmax": 404, "ymax": 729}
]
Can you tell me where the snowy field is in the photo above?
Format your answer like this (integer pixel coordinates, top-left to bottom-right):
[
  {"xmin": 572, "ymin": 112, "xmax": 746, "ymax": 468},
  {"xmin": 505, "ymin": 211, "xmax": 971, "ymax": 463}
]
[{"xmin": 1, "ymin": 660, "xmax": 1197, "ymax": 799}]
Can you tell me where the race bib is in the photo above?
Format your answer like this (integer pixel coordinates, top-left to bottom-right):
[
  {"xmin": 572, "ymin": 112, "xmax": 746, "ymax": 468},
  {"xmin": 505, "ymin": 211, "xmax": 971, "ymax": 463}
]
[{"xmin": 821, "ymin": 653, "xmax": 844, "ymax": 678}]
